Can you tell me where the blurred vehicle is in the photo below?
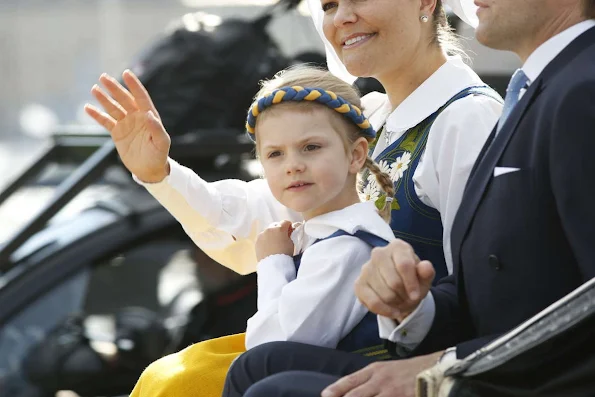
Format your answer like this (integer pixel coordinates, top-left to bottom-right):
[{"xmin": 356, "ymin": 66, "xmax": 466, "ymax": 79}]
[{"xmin": 0, "ymin": 129, "xmax": 259, "ymax": 397}]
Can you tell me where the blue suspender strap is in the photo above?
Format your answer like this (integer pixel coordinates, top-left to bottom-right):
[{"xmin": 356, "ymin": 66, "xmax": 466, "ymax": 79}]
[
  {"xmin": 294, "ymin": 230, "xmax": 389, "ymax": 272},
  {"xmin": 321, "ymin": 229, "xmax": 390, "ymax": 248},
  {"xmin": 351, "ymin": 230, "xmax": 390, "ymax": 248}
]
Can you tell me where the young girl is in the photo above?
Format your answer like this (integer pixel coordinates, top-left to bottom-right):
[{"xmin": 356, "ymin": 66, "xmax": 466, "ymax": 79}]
[{"xmin": 85, "ymin": 66, "xmax": 396, "ymax": 397}]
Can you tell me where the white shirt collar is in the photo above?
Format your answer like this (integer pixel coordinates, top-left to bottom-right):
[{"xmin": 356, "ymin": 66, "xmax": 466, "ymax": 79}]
[
  {"xmin": 363, "ymin": 56, "xmax": 485, "ymax": 133},
  {"xmin": 523, "ymin": 19, "xmax": 595, "ymax": 84},
  {"xmin": 290, "ymin": 201, "xmax": 395, "ymax": 254}
]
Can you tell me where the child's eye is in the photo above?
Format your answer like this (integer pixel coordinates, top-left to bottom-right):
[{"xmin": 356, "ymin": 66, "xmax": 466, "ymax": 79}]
[
  {"xmin": 267, "ymin": 151, "xmax": 282, "ymax": 158},
  {"xmin": 321, "ymin": 1, "xmax": 337, "ymax": 12},
  {"xmin": 304, "ymin": 144, "xmax": 321, "ymax": 152}
]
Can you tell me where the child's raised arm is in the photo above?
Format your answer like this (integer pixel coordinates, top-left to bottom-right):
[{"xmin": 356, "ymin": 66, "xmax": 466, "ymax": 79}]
[
  {"xmin": 141, "ymin": 162, "xmax": 299, "ymax": 274},
  {"xmin": 85, "ymin": 71, "xmax": 301, "ymax": 274}
]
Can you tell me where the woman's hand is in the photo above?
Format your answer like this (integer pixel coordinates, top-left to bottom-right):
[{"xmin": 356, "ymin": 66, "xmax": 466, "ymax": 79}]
[
  {"xmin": 84, "ymin": 70, "xmax": 171, "ymax": 183},
  {"xmin": 255, "ymin": 221, "xmax": 295, "ymax": 261}
]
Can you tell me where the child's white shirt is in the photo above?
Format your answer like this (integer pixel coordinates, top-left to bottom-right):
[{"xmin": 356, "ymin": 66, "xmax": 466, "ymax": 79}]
[{"xmin": 244, "ymin": 201, "xmax": 395, "ymax": 350}]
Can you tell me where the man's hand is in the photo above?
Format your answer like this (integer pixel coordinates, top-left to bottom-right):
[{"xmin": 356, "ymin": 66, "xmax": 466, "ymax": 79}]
[
  {"xmin": 355, "ymin": 239, "xmax": 435, "ymax": 322},
  {"xmin": 255, "ymin": 221, "xmax": 295, "ymax": 261},
  {"xmin": 321, "ymin": 351, "xmax": 443, "ymax": 397}
]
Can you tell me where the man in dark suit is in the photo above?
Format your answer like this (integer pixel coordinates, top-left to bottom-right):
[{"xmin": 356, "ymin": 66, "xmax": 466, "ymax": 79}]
[{"xmin": 222, "ymin": 1, "xmax": 595, "ymax": 396}]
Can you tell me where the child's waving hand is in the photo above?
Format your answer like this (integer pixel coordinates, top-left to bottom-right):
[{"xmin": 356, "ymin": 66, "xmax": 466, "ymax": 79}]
[{"xmin": 84, "ymin": 70, "xmax": 171, "ymax": 183}]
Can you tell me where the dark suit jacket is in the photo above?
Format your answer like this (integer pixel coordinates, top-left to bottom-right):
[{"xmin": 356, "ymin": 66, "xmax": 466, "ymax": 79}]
[{"xmin": 405, "ymin": 25, "xmax": 595, "ymax": 359}]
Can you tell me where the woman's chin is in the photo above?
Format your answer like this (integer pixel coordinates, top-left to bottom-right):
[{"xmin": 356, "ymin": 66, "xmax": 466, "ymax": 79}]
[{"xmin": 342, "ymin": 57, "xmax": 376, "ymax": 79}]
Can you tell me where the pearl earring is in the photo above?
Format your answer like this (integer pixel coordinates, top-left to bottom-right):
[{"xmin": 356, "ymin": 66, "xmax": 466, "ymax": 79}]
[{"xmin": 420, "ymin": 15, "xmax": 429, "ymax": 23}]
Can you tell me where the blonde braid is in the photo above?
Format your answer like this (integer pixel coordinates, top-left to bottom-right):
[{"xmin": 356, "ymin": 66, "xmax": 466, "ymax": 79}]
[{"xmin": 363, "ymin": 157, "xmax": 395, "ymax": 223}]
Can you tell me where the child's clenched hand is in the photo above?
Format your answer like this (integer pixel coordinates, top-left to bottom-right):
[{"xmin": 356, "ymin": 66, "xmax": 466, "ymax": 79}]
[{"xmin": 255, "ymin": 220, "xmax": 295, "ymax": 261}]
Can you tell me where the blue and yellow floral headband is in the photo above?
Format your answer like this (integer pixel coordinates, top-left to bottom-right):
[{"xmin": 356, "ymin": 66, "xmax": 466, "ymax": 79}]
[{"xmin": 245, "ymin": 86, "xmax": 376, "ymax": 141}]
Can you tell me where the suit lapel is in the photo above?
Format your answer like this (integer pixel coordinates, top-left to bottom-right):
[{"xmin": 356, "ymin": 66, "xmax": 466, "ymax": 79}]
[
  {"xmin": 466, "ymin": 126, "xmax": 498, "ymax": 186},
  {"xmin": 450, "ymin": 79, "xmax": 544, "ymax": 268}
]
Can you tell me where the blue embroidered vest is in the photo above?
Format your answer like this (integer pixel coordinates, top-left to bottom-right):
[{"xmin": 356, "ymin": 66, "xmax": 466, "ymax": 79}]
[
  {"xmin": 293, "ymin": 230, "xmax": 391, "ymax": 359},
  {"xmin": 365, "ymin": 86, "xmax": 502, "ymax": 282}
]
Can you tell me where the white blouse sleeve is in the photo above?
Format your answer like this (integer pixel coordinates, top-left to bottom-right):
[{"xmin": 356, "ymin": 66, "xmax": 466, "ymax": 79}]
[
  {"xmin": 245, "ymin": 236, "xmax": 371, "ymax": 350},
  {"xmin": 413, "ymin": 94, "xmax": 502, "ymax": 274},
  {"xmin": 138, "ymin": 158, "xmax": 301, "ymax": 275}
]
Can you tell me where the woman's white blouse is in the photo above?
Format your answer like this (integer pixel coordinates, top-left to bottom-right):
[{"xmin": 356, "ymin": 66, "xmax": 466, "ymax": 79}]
[{"xmin": 139, "ymin": 57, "xmax": 502, "ymax": 276}]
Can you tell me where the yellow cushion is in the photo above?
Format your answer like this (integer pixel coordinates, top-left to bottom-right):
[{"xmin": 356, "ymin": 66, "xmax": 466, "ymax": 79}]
[{"xmin": 130, "ymin": 333, "xmax": 246, "ymax": 397}]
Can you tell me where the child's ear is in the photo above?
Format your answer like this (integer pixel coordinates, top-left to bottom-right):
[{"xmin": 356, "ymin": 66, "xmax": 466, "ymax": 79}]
[{"xmin": 349, "ymin": 137, "xmax": 369, "ymax": 174}]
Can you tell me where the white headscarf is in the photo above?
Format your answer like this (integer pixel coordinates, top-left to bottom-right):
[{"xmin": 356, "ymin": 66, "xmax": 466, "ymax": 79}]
[{"xmin": 305, "ymin": 0, "xmax": 478, "ymax": 83}]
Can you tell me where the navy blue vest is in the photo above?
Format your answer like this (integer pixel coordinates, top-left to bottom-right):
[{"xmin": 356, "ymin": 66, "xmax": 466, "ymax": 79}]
[
  {"xmin": 365, "ymin": 86, "xmax": 502, "ymax": 283},
  {"xmin": 293, "ymin": 230, "xmax": 391, "ymax": 359}
]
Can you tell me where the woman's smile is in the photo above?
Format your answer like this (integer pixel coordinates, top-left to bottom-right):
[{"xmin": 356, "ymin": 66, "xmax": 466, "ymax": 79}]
[{"xmin": 341, "ymin": 33, "xmax": 377, "ymax": 50}]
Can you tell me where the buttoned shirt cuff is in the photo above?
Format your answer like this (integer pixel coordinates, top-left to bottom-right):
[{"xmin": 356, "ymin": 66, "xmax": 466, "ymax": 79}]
[{"xmin": 377, "ymin": 292, "xmax": 436, "ymax": 351}]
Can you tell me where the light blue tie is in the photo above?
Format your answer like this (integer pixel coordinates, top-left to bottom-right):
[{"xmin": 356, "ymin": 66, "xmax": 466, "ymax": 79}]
[{"xmin": 496, "ymin": 68, "xmax": 529, "ymax": 134}]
